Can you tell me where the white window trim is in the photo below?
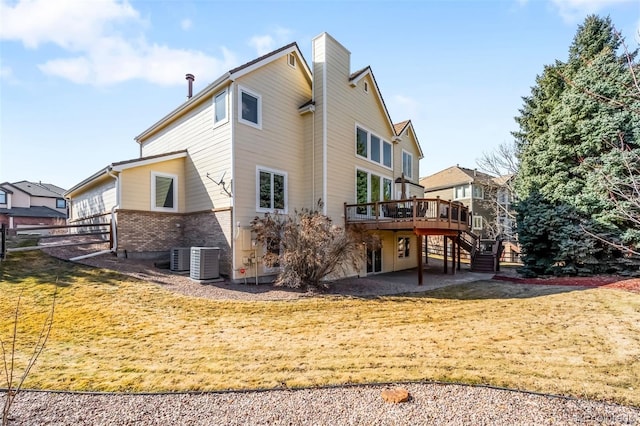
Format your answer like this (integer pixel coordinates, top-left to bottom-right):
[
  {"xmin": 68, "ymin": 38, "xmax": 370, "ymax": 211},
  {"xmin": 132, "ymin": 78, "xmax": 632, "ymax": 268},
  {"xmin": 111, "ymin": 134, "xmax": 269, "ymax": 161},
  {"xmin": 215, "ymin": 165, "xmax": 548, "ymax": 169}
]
[
  {"xmin": 213, "ymin": 89, "xmax": 228, "ymax": 127},
  {"xmin": 354, "ymin": 123, "xmax": 392, "ymax": 170},
  {"xmin": 397, "ymin": 236, "xmax": 411, "ymax": 259},
  {"xmin": 473, "ymin": 185, "xmax": 484, "ymax": 199},
  {"xmin": 454, "ymin": 184, "xmax": 471, "ymax": 200},
  {"xmin": 238, "ymin": 85, "xmax": 262, "ymax": 129},
  {"xmin": 0, "ymin": 191, "xmax": 6, "ymax": 205},
  {"xmin": 364, "ymin": 81, "xmax": 369, "ymax": 93},
  {"xmin": 355, "ymin": 166, "xmax": 394, "ymax": 204},
  {"xmin": 472, "ymin": 215, "xmax": 483, "ymax": 230},
  {"xmin": 402, "ymin": 150, "xmax": 414, "ymax": 180},
  {"xmin": 287, "ymin": 53, "xmax": 296, "ymax": 69},
  {"xmin": 256, "ymin": 166, "xmax": 288, "ymax": 214},
  {"xmin": 151, "ymin": 171, "xmax": 178, "ymax": 212}
]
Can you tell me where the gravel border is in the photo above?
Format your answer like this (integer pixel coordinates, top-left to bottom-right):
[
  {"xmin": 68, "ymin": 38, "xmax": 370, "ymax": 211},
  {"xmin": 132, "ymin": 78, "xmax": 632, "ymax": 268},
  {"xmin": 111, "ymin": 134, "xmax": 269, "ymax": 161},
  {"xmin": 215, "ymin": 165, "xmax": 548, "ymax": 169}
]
[{"xmin": 5, "ymin": 383, "xmax": 639, "ymax": 425}]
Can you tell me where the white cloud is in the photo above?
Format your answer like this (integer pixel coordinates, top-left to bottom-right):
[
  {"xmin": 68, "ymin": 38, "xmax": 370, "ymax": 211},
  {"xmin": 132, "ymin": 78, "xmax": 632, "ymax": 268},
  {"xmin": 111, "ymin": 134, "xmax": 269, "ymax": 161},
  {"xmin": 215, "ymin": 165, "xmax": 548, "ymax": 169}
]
[
  {"xmin": 38, "ymin": 40, "xmax": 238, "ymax": 86},
  {"xmin": 0, "ymin": 0, "xmax": 140, "ymax": 49},
  {"xmin": 248, "ymin": 27, "xmax": 294, "ymax": 56},
  {"xmin": 180, "ymin": 18, "xmax": 192, "ymax": 31},
  {"xmin": 390, "ymin": 95, "xmax": 421, "ymax": 121},
  {"xmin": 550, "ymin": 0, "xmax": 636, "ymax": 22},
  {"xmin": 0, "ymin": 0, "xmax": 238, "ymax": 86},
  {"xmin": 248, "ymin": 35, "xmax": 275, "ymax": 56}
]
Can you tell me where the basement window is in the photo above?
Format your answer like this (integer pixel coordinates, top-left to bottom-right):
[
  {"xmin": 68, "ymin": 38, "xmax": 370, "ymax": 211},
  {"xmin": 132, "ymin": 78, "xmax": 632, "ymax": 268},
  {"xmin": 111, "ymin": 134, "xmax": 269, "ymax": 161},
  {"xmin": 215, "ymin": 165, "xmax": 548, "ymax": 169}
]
[
  {"xmin": 473, "ymin": 215, "xmax": 483, "ymax": 230},
  {"xmin": 398, "ymin": 237, "xmax": 410, "ymax": 258}
]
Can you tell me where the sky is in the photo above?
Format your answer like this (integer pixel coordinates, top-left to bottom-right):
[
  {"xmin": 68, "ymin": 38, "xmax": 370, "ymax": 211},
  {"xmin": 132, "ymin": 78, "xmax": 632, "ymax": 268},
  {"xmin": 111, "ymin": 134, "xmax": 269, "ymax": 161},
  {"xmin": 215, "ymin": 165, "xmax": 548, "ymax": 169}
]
[{"xmin": 0, "ymin": 0, "xmax": 639, "ymax": 190}]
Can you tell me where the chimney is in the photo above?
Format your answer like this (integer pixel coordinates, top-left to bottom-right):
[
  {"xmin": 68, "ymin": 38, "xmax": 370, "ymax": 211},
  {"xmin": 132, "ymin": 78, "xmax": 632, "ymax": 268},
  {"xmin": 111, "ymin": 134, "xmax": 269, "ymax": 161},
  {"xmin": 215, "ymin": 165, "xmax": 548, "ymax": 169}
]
[{"xmin": 185, "ymin": 74, "xmax": 195, "ymax": 99}]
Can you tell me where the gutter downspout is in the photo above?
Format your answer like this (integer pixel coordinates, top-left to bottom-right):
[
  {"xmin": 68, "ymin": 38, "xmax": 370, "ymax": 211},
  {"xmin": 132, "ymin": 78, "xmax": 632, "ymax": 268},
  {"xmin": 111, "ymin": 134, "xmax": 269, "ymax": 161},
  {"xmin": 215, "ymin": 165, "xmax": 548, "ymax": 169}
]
[
  {"xmin": 107, "ymin": 167, "xmax": 120, "ymax": 254},
  {"xmin": 230, "ymin": 81, "xmax": 238, "ymax": 281}
]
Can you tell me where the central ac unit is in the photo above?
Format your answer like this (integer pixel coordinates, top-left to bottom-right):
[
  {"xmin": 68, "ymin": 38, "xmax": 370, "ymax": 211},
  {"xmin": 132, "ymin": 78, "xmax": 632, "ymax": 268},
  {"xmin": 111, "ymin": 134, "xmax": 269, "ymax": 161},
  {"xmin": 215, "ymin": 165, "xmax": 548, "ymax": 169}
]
[
  {"xmin": 190, "ymin": 247, "xmax": 221, "ymax": 281},
  {"xmin": 170, "ymin": 247, "xmax": 191, "ymax": 272}
]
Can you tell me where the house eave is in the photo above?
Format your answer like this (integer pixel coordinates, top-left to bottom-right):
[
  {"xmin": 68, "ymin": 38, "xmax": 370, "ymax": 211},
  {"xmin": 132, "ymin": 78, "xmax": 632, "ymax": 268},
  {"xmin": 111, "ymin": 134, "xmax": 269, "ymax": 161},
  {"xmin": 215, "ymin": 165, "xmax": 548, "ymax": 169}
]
[{"xmin": 135, "ymin": 73, "xmax": 232, "ymax": 143}]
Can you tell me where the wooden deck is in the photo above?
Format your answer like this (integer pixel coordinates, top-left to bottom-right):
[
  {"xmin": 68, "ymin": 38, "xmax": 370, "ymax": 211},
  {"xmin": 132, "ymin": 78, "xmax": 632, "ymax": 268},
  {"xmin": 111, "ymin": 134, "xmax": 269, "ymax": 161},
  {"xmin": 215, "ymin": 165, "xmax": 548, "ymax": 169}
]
[
  {"xmin": 345, "ymin": 198, "xmax": 471, "ymax": 286},
  {"xmin": 344, "ymin": 198, "xmax": 470, "ymax": 235}
]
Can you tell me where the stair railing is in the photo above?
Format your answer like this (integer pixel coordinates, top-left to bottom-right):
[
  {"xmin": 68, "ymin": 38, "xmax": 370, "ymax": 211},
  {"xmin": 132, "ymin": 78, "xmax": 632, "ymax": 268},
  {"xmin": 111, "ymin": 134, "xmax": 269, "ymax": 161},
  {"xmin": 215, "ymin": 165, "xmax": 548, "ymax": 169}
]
[{"xmin": 459, "ymin": 230, "xmax": 480, "ymax": 261}]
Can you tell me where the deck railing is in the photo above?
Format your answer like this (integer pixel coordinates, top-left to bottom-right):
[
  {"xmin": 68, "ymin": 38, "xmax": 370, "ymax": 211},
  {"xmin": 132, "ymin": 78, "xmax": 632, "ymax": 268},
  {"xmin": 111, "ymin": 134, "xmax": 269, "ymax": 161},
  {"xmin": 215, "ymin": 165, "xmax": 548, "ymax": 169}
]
[{"xmin": 344, "ymin": 197, "xmax": 470, "ymax": 229}]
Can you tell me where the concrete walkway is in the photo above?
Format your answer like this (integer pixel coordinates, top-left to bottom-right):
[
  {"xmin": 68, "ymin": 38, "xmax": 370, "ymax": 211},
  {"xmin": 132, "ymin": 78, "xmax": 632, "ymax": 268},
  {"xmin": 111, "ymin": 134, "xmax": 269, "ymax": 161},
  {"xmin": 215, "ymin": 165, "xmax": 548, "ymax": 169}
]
[{"xmin": 327, "ymin": 259, "xmax": 495, "ymax": 297}]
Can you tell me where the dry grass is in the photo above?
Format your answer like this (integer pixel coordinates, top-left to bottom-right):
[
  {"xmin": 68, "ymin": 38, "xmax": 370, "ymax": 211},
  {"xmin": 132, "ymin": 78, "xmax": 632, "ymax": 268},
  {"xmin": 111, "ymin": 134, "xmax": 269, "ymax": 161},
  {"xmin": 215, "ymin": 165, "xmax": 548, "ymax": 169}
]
[{"xmin": 1, "ymin": 251, "xmax": 639, "ymax": 406}]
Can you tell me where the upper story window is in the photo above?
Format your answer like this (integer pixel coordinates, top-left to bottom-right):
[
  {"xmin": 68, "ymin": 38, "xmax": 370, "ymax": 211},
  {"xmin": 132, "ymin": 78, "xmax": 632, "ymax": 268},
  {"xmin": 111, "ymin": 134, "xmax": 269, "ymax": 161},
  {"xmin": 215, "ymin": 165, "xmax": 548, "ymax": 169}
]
[
  {"xmin": 151, "ymin": 172, "xmax": 178, "ymax": 212},
  {"xmin": 498, "ymin": 189, "xmax": 510, "ymax": 204},
  {"xmin": 239, "ymin": 86, "xmax": 262, "ymax": 129},
  {"xmin": 454, "ymin": 185, "xmax": 471, "ymax": 200},
  {"xmin": 473, "ymin": 185, "xmax": 484, "ymax": 199},
  {"xmin": 355, "ymin": 126, "xmax": 392, "ymax": 169},
  {"xmin": 257, "ymin": 167, "xmax": 287, "ymax": 213},
  {"xmin": 0, "ymin": 191, "xmax": 6, "ymax": 204},
  {"xmin": 364, "ymin": 81, "xmax": 369, "ymax": 93},
  {"xmin": 402, "ymin": 150, "xmax": 413, "ymax": 179},
  {"xmin": 213, "ymin": 90, "xmax": 227, "ymax": 125},
  {"xmin": 288, "ymin": 53, "xmax": 296, "ymax": 68},
  {"xmin": 56, "ymin": 198, "xmax": 66, "ymax": 209}
]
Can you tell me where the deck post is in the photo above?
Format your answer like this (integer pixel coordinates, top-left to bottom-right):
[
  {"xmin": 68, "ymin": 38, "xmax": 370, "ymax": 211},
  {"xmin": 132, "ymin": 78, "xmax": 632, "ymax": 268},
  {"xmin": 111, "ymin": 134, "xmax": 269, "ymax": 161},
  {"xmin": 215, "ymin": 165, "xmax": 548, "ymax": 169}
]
[
  {"xmin": 425, "ymin": 236, "xmax": 428, "ymax": 264},
  {"xmin": 417, "ymin": 233, "xmax": 423, "ymax": 286},
  {"xmin": 457, "ymin": 234, "xmax": 461, "ymax": 271},
  {"xmin": 443, "ymin": 236, "xmax": 448, "ymax": 274},
  {"xmin": 451, "ymin": 236, "xmax": 456, "ymax": 275},
  {"xmin": 412, "ymin": 196, "xmax": 417, "ymax": 228}
]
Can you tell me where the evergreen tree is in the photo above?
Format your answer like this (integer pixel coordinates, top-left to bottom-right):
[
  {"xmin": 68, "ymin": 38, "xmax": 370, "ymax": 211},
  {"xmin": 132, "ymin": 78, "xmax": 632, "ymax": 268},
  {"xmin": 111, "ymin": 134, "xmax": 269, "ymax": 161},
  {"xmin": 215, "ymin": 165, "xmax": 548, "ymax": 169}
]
[{"xmin": 514, "ymin": 15, "xmax": 639, "ymax": 276}]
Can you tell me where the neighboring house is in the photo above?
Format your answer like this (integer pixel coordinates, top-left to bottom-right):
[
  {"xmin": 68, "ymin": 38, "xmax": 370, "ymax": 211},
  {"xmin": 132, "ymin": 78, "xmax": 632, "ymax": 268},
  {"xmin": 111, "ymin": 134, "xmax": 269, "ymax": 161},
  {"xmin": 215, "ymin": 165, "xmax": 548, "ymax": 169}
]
[
  {"xmin": 66, "ymin": 33, "xmax": 431, "ymax": 282},
  {"xmin": 0, "ymin": 181, "xmax": 67, "ymax": 231},
  {"xmin": 420, "ymin": 166, "xmax": 516, "ymax": 239},
  {"xmin": 420, "ymin": 166, "xmax": 495, "ymax": 236}
]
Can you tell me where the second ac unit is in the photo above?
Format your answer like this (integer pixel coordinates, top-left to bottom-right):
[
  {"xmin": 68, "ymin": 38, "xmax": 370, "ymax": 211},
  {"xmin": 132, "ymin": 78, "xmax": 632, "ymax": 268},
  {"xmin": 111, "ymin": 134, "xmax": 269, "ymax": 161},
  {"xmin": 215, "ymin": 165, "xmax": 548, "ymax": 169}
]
[{"xmin": 170, "ymin": 247, "xmax": 191, "ymax": 272}]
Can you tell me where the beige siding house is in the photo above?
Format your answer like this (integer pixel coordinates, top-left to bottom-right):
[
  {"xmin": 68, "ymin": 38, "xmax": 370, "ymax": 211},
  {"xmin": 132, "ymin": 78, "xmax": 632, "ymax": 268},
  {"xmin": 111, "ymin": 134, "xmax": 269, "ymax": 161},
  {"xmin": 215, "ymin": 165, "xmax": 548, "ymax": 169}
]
[{"xmin": 66, "ymin": 33, "xmax": 434, "ymax": 282}]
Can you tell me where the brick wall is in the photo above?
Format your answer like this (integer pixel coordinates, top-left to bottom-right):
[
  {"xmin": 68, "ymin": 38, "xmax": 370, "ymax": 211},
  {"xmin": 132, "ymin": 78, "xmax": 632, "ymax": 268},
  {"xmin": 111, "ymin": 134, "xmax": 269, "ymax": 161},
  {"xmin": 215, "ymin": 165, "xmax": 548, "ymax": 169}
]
[{"xmin": 115, "ymin": 209, "xmax": 232, "ymax": 275}]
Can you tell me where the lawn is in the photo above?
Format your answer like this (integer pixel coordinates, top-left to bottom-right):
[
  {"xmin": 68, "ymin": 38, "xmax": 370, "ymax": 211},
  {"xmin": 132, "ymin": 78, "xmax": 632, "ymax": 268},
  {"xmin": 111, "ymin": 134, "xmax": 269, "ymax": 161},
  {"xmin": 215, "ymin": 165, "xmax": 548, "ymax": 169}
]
[{"xmin": 1, "ymin": 251, "xmax": 639, "ymax": 406}]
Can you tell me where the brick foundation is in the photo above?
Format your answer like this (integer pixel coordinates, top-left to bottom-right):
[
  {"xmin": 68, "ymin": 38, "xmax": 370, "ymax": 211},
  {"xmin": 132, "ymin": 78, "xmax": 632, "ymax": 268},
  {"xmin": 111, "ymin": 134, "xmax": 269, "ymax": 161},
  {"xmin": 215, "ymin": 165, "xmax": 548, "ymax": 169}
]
[{"xmin": 115, "ymin": 209, "xmax": 232, "ymax": 275}]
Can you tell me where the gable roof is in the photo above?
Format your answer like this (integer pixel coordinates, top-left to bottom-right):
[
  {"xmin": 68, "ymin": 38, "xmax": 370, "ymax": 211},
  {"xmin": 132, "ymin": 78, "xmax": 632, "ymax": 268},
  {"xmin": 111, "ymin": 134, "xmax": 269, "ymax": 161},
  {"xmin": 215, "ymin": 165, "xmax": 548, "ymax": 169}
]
[
  {"xmin": 420, "ymin": 165, "xmax": 496, "ymax": 192},
  {"xmin": 348, "ymin": 66, "xmax": 397, "ymax": 138},
  {"xmin": 8, "ymin": 181, "xmax": 65, "ymax": 198},
  {"xmin": 135, "ymin": 42, "xmax": 312, "ymax": 143},
  {"xmin": 393, "ymin": 120, "xmax": 410, "ymax": 135},
  {"xmin": 393, "ymin": 119, "xmax": 424, "ymax": 159},
  {"xmin": 65, "ymin": 150, "xmax": 188, "ymax": 197},
  {"xmin": 0, "ymin": 183, "xmax": 14, "ymax": 194}
]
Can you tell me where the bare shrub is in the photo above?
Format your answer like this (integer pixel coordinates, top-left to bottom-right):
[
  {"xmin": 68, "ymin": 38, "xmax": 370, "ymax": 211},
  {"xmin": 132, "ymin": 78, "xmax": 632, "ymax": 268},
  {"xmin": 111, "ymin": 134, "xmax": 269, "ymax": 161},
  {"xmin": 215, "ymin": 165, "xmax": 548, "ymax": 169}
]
[{"xmin": 251, "ymin": 201, "xmax": 378, "ymax": 291}]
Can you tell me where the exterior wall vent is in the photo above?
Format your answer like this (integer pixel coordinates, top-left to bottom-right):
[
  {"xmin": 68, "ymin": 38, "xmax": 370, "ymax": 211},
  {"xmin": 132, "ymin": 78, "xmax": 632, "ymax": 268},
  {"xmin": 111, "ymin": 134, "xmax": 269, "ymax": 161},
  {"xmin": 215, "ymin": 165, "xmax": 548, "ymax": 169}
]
[
  {"xmin": 170, "ymin": 247, "xmax": 191, "ymax": 272},
  {"xmin": 190, "ymin": 247, "xmax": 221, "ymax": 281}
]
